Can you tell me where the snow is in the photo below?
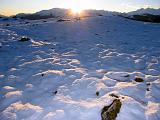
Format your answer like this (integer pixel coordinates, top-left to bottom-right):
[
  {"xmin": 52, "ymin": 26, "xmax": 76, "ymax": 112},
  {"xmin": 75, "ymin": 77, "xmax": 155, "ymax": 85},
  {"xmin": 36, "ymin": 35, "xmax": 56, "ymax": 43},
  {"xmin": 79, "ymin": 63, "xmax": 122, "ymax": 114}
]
[
  {"xmin": 5, "ymin": 91, "xmax": 22, "ymax": 98},
  {"xmin": 0, "ymin": 11, "xmax": 160, "ymax": 120},
  {"xmin": 1, "ymin": 102, "xmax": 43, "ymax": 120},
  {"xmin": 128, "ymin": 8, "xmax": 160, "ymax": 15}
]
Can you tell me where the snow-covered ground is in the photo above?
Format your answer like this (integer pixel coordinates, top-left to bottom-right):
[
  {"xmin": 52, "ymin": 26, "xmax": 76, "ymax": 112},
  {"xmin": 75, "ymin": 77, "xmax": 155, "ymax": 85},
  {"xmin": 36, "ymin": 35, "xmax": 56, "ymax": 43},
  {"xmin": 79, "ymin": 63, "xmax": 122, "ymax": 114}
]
[{"xmin": 0, "ymin": 14, "xmax": 160, "ymax": 120}]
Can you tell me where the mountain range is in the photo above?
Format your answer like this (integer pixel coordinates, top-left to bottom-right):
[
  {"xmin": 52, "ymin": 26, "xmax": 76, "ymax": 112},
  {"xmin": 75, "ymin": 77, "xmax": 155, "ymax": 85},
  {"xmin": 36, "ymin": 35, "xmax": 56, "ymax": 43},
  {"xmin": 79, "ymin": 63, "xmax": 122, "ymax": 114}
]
[
  {"xmin": 1, "ymin": 8, "xmax": 160, "ymax": 22},
  {"xmin": 128, "ymin": 8, "xmax": 160, "ymax": 15}
]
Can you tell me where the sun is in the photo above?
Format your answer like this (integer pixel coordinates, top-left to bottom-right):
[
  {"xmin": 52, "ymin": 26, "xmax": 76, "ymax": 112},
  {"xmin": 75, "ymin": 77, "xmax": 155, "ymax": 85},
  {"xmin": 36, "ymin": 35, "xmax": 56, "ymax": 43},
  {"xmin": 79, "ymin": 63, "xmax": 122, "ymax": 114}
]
[
  {"xmin": 69, "ymin": 0, "xmax": 85, "ymax": 14},
  {"xmin": 71, "ymin": 7, "xmax": 83, "ymax": 14}
]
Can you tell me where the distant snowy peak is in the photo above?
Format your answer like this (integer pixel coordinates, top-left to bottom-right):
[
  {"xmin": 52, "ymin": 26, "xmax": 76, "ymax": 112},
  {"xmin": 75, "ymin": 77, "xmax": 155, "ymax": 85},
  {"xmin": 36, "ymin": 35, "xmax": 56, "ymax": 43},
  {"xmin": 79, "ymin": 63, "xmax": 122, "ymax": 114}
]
[
  {"xmin": 128, "ymin": 8, "xmax": 160, "ymax": 15},
  {"xmin": 35, "ymin": 8, "xmax": 68, "ymax": 17}
]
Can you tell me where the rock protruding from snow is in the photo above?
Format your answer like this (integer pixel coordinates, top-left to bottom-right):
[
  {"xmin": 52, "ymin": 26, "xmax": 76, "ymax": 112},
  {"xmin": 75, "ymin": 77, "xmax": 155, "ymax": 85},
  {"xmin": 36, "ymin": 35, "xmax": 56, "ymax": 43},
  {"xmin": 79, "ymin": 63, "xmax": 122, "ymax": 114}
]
[
  {"xmin": 101, "ymin": 99, "xmax": 122, "ymax": 120},
  {"xmin": 19, "ymin": 37, "xmax": 30, "ymax": 42}
]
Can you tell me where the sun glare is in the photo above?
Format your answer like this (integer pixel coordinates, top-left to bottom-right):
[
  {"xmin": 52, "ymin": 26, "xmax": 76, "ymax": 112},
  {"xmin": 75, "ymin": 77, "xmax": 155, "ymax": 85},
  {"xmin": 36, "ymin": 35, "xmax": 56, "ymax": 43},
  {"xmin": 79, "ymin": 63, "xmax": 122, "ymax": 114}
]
[
  {"xmin": 71, "ymin": 7, "xmax": 83, "ymax": 14},
  {"xmin": 69, "ymin": 0, "xmax": 85, "ymax": 14}
]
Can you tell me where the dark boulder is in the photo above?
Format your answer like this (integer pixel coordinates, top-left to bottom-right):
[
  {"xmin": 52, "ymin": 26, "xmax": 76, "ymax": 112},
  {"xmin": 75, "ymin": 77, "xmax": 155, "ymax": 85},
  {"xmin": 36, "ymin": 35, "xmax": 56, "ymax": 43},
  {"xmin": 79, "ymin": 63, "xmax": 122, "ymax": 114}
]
[
  {"xmin": 20, "ymin": 37, "xmax": 30, "ymax": 42},
  {"xmin": 101, "ymin": 99, "xmax": 122, "ymax": 120},
  {"xmin": 135, "ymin": 77, "xmax": 144, "ymax": 82}
]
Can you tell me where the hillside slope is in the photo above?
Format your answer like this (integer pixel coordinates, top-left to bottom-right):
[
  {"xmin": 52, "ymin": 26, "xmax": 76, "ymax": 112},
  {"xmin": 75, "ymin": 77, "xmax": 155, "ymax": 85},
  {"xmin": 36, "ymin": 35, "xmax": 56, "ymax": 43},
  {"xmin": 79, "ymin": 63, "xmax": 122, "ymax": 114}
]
[{"xmin": 0, "ymin": 14, "xmax": 160, "ymax": 120}]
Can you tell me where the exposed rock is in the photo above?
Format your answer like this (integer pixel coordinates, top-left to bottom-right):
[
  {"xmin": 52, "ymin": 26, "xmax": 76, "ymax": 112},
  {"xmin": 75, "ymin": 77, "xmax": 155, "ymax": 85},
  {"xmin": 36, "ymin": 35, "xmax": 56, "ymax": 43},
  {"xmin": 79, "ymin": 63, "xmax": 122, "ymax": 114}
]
[
  {"xmin": 124, "ymin": 74, "xmax": 130, "ymax": 77},
  {"xmin": 96, "ymin": 91, "xmax": 99, "ymax": 96},
  {"xmin": 54, "ymin": 91, "xmax": 57, "ymax": 95},
  {"xmin": 147, "ymin": 83, "xmax": 150, "ymax": 86},
  {"xmin": 25, "ymin": 22, "xmax": 30, "ymax": 24},
  {"xmin": 146, "ymin": 88, "xmax": 150, "ymax": 91},
  {"xmin": 41, "ymin": 74, "xmax": 44, "ymax": 77},
  {"xmin": 95, "ymin": 33, "xmax": 99, "ymax": 36},
  {"xmin": 109, "ymin": 94, "xmax": 119, "ymax": 98},
  {"xmin": 98, "ymin": 14, "xmax": 103, "ymax": 16},
  {"xmin": 101, "ymin": 99, "xmax": 122, "ymax": 120},
  {"xmin": 20, "ymin": 37, "xmax": 30, "ymax": 42},
  {"xmin": 57, "ymin": 19, "xmax": 70, "ymax": 22},
  {"xmin": 6, "ymin": 24, "xmax": 10, "ymax": 26},
  {"xmin": 135, "ymin": 77, "xmax": 144, "ymax": 82}
]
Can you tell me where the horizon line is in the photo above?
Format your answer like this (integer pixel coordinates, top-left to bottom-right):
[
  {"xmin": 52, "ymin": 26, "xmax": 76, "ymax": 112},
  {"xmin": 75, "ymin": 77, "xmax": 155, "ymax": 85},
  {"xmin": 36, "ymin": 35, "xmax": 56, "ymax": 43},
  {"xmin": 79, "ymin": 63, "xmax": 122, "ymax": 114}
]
[{"xmin": 1, "ymin": 7, "xmax": 160, "ymax": 17}]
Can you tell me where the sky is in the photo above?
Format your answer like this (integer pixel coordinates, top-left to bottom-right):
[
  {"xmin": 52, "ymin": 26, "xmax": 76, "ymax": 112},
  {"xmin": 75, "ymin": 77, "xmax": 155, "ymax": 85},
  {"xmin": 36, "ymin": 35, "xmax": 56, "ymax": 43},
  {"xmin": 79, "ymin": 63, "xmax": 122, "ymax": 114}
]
[{"xmin": 0, "ymin": 0, "xmax": 160, "ymax": 16}]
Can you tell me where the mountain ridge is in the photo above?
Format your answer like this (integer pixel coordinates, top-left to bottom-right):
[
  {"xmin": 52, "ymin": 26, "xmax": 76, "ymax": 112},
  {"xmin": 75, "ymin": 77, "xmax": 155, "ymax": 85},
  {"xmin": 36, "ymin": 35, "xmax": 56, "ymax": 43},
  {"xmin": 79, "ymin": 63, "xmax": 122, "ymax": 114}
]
[{"xmin": 128, "ymin": 8, "xmax": 160, "ymax": 15}]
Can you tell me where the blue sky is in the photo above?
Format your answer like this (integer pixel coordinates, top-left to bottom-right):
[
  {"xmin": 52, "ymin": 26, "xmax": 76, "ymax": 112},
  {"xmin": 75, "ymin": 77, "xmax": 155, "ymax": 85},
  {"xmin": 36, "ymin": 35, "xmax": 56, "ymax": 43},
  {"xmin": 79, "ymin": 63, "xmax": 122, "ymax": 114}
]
[{"xmin": 0, "ymin": 0, "xmax": 160, "ymax": 16}]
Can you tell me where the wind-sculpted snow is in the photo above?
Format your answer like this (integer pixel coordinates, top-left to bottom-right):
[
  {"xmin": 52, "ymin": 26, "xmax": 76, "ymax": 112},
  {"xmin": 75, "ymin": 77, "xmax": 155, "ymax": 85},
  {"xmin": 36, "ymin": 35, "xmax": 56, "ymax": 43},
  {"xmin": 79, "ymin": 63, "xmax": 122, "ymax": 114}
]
[{"xmin": 0, "ymin": 15, "xmax": 160, "ymax": 120}]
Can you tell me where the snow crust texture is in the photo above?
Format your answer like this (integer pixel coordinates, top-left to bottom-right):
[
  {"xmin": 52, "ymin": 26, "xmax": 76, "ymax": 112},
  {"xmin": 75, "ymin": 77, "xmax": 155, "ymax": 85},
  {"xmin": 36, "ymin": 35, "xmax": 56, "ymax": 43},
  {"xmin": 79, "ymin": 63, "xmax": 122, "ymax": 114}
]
[{"xmin": 0, "ymin": 15, "xmax": 160, "ymax": 120}]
